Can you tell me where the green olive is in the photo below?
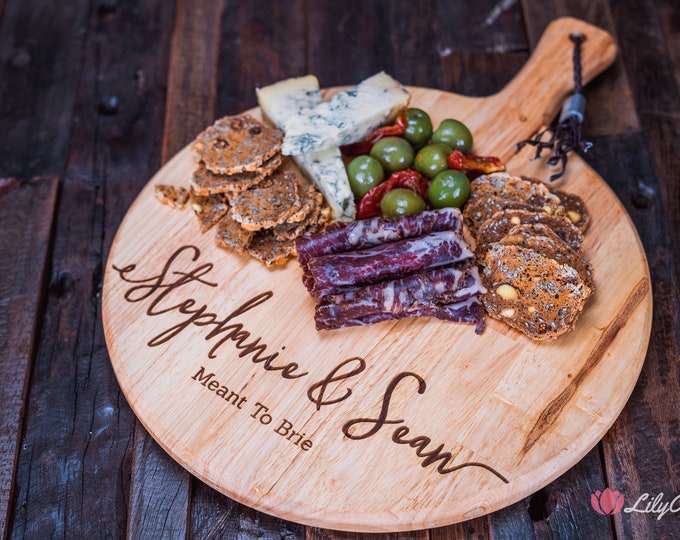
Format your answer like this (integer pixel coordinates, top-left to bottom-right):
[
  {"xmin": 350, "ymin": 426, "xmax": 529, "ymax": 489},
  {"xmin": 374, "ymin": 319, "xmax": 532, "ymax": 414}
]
[
  {"xmin": 428, "ymin": 170, "xmax": 470, "ymax": 208},
  {"xmin": 431, "ymin": 119, "xmax": 473, "ymax": 153},
  {"xmin": 413, "ymin": 143, "xmax": 452, "ymax": 178},
  {"xmin": 380, "ymin": 188, "xmax": 427, "ymax": 217},
  {"xmin": 369, "ymin": 136, "xmax": 414, "ymax": 173},
  {"xmin": 403, "ymin": 108, "xmax": 433, "ymax": 147},
  {"xmin": 346, "ymin": 155, "xmax": 385, "ymax": 198}
]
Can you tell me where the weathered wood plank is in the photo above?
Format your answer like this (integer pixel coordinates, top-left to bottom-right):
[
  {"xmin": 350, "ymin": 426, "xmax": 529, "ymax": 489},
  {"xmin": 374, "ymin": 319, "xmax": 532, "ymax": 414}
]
[
  {"xmin": 1, "ymin": 2, "xmax": 673, "ymax": 538},
  {"xmin": 216, "ymin": 0, "xmax": 307, "ymax": 117},
  {"xmin": 304, "ymin": 2, "xmax": 524, "ymax": 538},
  {"xmin": 305, "ymin": 2, "xmax": 495, "ymax": 538},
  {"xmin": 87, "ymin": 0, "xmax": 198, "ymax": 537},
  {"xmin": 586, "ymin": 133, "xmax": 680, "ymax": 539},
  {"xmin": 9, "ymin": 0, "xmax": 175, "ymax": 537},
  {"xmin": 0, "ymin": 176, "xmax": 58, "ymax": 539},
  {"xmin": 602, "ymin": 1, "xmax": 680, "ymax": 535},
  {"xmin": 162, "ymin": 0, "xmax": 224, "ymax": 160},
  {"xmin": 306, "ymin": 0, "xmax": 527, "ymax": 91},
  {"xmin": 430, "ymin": 519, "xmax": 489, "ymax": 540},
  {"xmin": 306, "ymin": 528, "xmax": 427, "ymax": 540},
  {"xmin": 488, "ymin": 447, "xmax": 613, "ymax": 539},
  {"xmin": 656, "ymin": 0, "xmax": 680, "ymax": 93},
  {"xmin": 475, "ymin": 6, "xmax": 625, "ymax": 538},
  {"xmin": 306, "ymin": 0, "xmax": 440, "ymax": 87},
  {"xmin": 519, "ymin": 0, "xmax": 640, "ymax": 137},
  {"xmin": 128, "ymin": 428, "xmax": 189, "ymax": 539},
  {"xmin": 191, "ymin": 488, "xmax": 305, "ymax": 540},
  {"xmin": 434, "ymin": 0, "xmax": 527, "ymax": 53},
  {"xmin": 0, "ymin": 0, "xmax": 90, "ymax": 177},
  {"xmin": 438, "ymin": 50, "xmax": 528, "ymax": 98},
  {"xmin": 414, "ymin": 6, "xmax": 526, "ymax": 540}
]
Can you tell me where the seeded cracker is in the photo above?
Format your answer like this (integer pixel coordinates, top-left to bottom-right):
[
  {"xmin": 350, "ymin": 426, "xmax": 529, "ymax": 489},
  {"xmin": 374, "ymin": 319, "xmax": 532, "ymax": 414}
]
[
  {"xmin": 480, "ymin": 244, "xmax": 592, "ymax": 340},
  {"xmin": 230, "ymin": 170, "xmax": 302, "ymax": 231},
  {"xmin": 214, "ymin": 210, "xmax": 255, "ymax": 254},
  {"xmin": 154, "ymin": 184, "xmax": 190, "ymax": 209},
  {"xmin": 191, "ymin": 192, "xmax": 229, "ymax": 233},
  {"xmin": 475, "ymin": 208, "xmax": 583, "ymax": 257},
  {"xmin": 191, "ymin": 154, "xmax": 282, "ymax": 196},
  {"xmin": 192, "ymin": 114, "xmax": 283, "ymax": 175},
  {"xmin": 464, "ymin": 173, "xmax": 565, "ymax": 233},
  {"xmin": 499, "ymin": 223, "xmax": 594, "ymax": 289},
  {"xmin": 247, "ymin": 230, "xmax": 296, "ymax": 267},
  {"xmin": 286, "ymin": 184, "xmax": 321, "ymax": 223},
  {"xmin": 274, "ymin": 188, "xmax": 325, "ymax": 241}
]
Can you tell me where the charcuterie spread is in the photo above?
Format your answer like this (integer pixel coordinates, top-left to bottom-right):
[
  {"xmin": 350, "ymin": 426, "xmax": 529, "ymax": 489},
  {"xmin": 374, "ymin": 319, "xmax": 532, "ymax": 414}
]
[
  {"xmin": 99, "ymin": 20, "xmax": 659, "ymax": 533},
  {"xmin": 153, "ymin": 71, "xmax": 595, "ymax": 340}
]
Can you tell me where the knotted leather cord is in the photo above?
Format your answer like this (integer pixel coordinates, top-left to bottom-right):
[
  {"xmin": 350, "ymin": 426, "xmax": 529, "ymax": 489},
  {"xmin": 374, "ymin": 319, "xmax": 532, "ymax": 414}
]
[{"xmin": 516, "ymin": 33, "xmax": 593, "ymax": 181}]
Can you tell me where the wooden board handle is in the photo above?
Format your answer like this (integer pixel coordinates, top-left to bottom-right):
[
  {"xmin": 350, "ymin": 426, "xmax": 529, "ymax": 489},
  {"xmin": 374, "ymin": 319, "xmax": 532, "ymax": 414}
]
[{"xmin": 496, "ymin": 17, "xmax": 617, "ymax": 129}]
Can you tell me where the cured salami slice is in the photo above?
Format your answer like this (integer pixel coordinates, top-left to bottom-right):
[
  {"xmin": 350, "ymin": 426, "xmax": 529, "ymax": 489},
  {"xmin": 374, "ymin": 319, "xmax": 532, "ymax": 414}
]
[
  {"xmin": 296, "ymin": 207, "xmax": 463, "ymax": 266},
  {"xmin": 315, "ymin": 297, "xmax": 486, "ymax": 332},
  {"xmin": 305, "ymin": 230, "xmax": 473, "ymax": 297},
  {"xmin": 317, "ymin": 264, "xmax": 484, "ymax": 320}
]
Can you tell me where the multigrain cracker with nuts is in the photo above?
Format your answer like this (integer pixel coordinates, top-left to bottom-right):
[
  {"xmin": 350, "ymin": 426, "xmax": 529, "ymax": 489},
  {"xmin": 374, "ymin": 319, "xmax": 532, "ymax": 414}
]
[
  {"xmin": 480, "ymin": 244, "xmax": 592, "ymax": 340},
  {"xmin": 463, "ymin": 172, "xmax": 564, "ymax": 234},
  {"xmin": 498, "ymin": 224, "xmax": 594, "ymax": 289},
  {"xmin": 467, "ymin": 172, "xmax": 595, "ymax": 340},
  {"xmin": 474, "ymin": 208, "xmax": 583, "ymax": 258},
  {"xmin": 552, "ymin": 188, "xmax": 590, "ymax": 232}
]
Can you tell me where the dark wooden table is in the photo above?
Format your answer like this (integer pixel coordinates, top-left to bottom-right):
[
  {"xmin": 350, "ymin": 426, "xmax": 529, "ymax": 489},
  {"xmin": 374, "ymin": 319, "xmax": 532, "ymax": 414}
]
[{"xmin": 1, "ymin": 1, "xmax": 678, "ymax": 538}]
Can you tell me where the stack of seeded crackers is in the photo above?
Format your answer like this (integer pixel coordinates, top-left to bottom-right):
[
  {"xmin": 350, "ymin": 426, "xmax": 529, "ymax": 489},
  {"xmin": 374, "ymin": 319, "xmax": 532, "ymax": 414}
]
[
  {"xmin": 154, "ymin": 114, "xmax": 329, "ymax": 267},
  {"xmin": 464, "ymin": 172, "xmax": 594, "ymax": 340}
]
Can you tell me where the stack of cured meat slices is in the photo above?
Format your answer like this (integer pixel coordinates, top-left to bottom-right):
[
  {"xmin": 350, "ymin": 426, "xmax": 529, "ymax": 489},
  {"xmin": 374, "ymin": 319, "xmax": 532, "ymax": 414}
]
[{"xmin": 295, "ymin": 208, "xmax": 487, "ymax": 332}]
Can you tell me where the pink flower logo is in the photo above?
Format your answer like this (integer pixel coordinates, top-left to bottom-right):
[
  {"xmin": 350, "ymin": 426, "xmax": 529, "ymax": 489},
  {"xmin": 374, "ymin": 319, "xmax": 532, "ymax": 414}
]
[{"xmin": 591, "ymin": 488, "xmax": 625, "ymax": 515}]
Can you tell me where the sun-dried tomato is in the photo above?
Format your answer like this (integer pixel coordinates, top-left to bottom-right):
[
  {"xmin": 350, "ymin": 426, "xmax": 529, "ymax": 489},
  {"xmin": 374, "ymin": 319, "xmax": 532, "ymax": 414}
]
[
  {"xmin": 356, "ymin": 169, "xmax": 429, "ymax": 219},
  {"xmin": 446, "ymin": 150, "xmax": 506, "ymax": 178},
  {"xmin": 340, "ymin": 109, "xmax": 408, "ymax": 156}
]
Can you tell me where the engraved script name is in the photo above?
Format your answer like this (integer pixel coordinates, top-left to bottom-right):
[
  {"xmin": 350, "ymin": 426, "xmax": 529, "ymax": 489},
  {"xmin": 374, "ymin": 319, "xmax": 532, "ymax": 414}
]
[
  {"xmin": 112, "ymin": 245, "xmax": 508, "ymax": 484},
  {"xmin": 112, "ymin": 245, "xmax": 307, "ymax": 379},
  {"xmin": 343, "ymin": 372, "xmax": 510, "ymax": 484}
]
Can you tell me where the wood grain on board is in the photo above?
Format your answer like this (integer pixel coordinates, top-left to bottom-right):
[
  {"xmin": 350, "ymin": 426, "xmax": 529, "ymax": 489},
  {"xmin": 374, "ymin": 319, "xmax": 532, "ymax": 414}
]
[{"xmin": 102, "ymin": 19, "xmax": 651, "ymax": 532}]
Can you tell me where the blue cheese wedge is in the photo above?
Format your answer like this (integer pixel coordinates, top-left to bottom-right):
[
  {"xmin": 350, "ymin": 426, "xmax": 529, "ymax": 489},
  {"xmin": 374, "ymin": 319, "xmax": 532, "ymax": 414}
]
[
  {"xmin": 257, "ymin": 75, "xmax": 323, "ymax": 124},
  {"xmin": 280, "ymin": 71, "xmax": 410, "ymax": 156},
  {"xmin": 294, "ymin": 147, "xmax": 355, "ymax": 220},
  {"xmin": 256, "ymin": 75, "xmax": 356, "ymax": 220}
]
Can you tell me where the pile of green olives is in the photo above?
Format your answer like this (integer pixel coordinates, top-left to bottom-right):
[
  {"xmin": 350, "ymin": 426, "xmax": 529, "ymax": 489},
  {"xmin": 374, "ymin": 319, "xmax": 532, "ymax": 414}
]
[{"xmin": 346, "ymin": 107, "xmax": 474, "ymax": 217}]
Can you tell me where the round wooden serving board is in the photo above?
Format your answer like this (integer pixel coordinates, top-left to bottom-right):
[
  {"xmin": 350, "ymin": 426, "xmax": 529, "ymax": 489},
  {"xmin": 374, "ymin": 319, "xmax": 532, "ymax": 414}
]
[{"xmin": 103, "ymin": 18, "xmax": 652, "ymax": 532}]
